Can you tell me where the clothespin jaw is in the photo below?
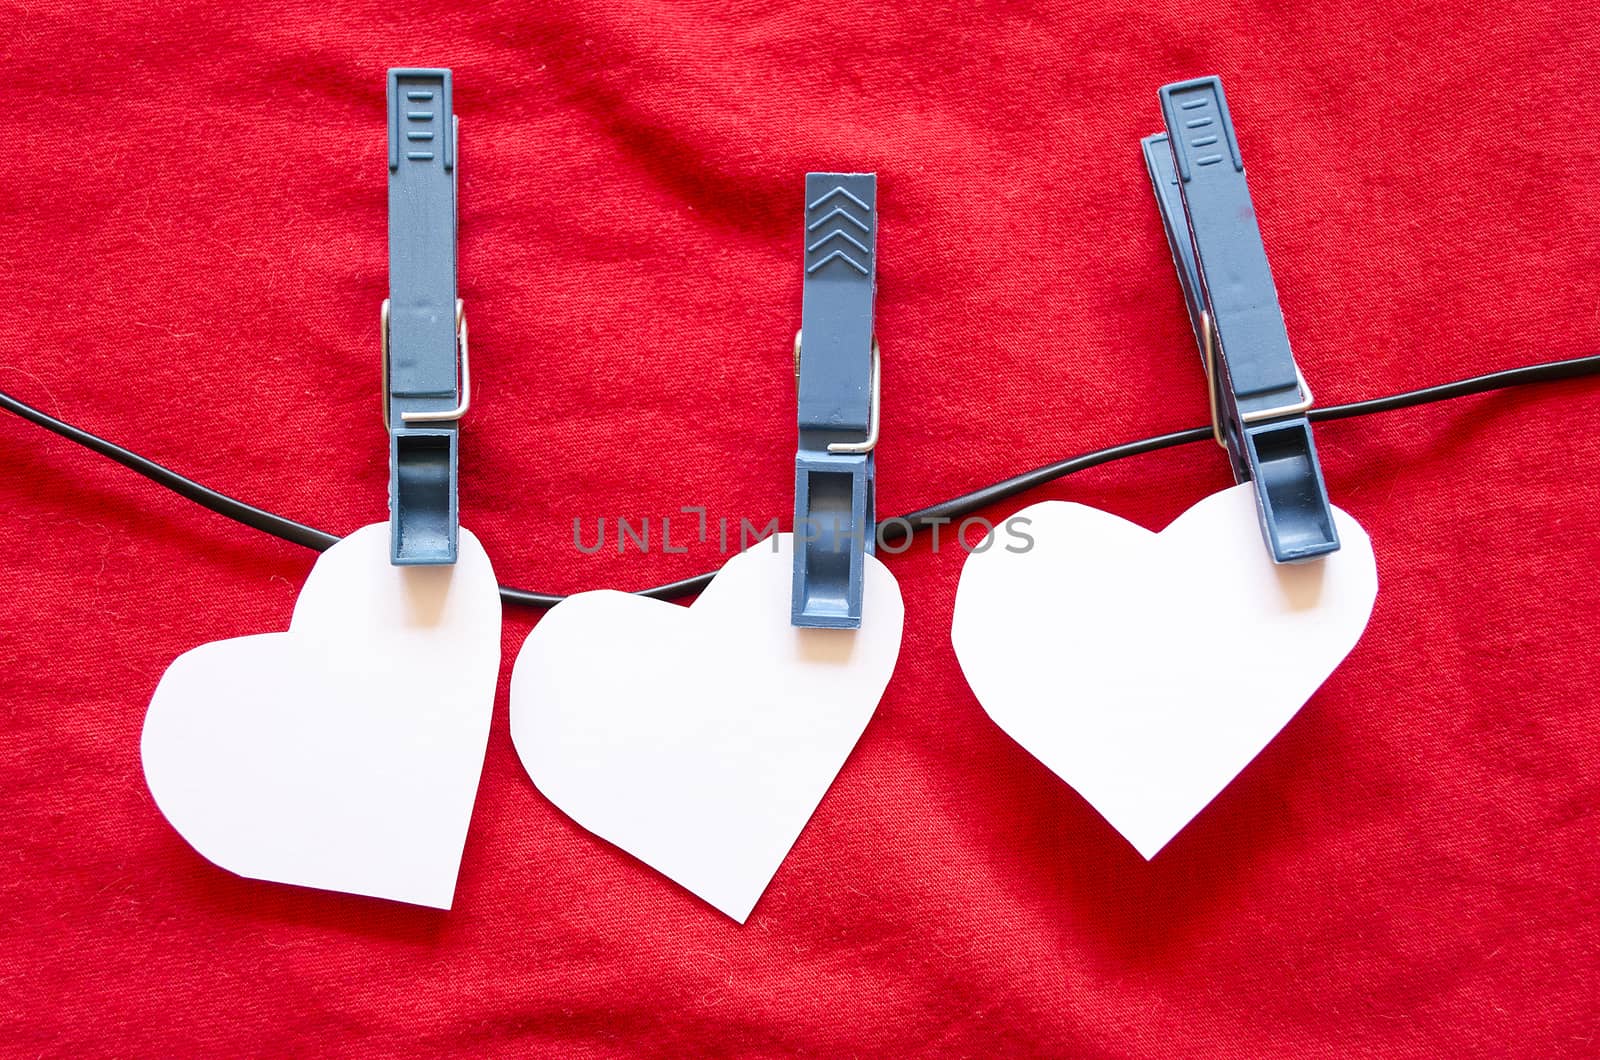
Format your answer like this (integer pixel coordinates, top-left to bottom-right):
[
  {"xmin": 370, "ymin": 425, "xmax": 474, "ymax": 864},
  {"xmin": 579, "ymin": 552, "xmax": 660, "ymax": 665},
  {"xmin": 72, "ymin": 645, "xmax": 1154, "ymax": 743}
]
[
  {"xmin": 385, "ymin": 68, "xmax": 464, "ymax": 566},
  {"xmin": 1142, "ymin": 76, "xmax": 1340, "ymax": 564},
  {"xmin": 793, "ymin": 173, "xmax": 879, "ymax": 628}
]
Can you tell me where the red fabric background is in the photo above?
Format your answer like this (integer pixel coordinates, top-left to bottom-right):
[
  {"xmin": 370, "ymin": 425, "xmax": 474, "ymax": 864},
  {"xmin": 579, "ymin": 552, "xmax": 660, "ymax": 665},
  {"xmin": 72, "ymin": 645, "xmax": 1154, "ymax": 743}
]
[{"xmin": 3, "ymin": 1, "xmax": 1599, "ymax": 1055}]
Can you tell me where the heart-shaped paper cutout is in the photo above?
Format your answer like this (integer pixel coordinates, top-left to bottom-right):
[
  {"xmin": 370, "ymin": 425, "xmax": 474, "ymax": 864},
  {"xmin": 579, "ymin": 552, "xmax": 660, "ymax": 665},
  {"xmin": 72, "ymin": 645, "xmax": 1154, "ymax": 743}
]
[
  {"xmin": 951, "ymin": 484, "xmax": 1377, "ymax": 858},
  {"xmin": 141, "ymin": 523, "xmax": 501, "ymax": 908},
  {"xmin": 510, "ymin": 533, "xmax": 903, "ymax": 922}
]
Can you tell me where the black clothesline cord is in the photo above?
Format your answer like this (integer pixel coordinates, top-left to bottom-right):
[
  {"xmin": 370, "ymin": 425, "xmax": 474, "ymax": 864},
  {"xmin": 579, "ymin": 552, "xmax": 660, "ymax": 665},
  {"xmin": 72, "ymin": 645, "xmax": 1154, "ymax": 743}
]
[{"xmin": 3, "ymin": 352, "xmax": 1598, "ymax": 609}]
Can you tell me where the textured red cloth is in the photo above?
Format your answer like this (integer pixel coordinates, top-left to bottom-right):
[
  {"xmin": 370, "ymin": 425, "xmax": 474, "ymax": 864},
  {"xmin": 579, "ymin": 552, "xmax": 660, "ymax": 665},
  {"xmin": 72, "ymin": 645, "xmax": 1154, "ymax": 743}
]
[{"xmin": 4, "ymin": 2, "xmax": 1600, "ymax": 1055}]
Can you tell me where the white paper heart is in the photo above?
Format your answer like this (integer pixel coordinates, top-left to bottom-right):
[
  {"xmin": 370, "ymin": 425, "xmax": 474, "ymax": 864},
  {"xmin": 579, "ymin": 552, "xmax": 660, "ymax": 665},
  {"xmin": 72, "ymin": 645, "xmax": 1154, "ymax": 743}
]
[
  {"xmin": 951, "ymin": 484, "xmax": 1377, "ymax": 858},
  {"xmin": 141, "ymin": 523, "xmax": 501, "ymax": 908},
  {"xmin": 510, "ymin": 533, "xmax": 903, "ymax": 922}
]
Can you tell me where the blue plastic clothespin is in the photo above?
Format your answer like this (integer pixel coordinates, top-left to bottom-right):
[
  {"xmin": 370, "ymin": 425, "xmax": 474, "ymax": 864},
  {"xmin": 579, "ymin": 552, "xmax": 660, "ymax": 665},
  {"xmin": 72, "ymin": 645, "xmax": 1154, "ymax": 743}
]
[
  {"xmin": 383, "ymin": 68, "xmax": 467, "ymax": 565},
  {"xmin": 1142, "ymin": 76, "xmax": 1340, "ymax": 563},
  {"xmin": 792, "ymin": 173, "xmax": 879, "ymax": 628}
]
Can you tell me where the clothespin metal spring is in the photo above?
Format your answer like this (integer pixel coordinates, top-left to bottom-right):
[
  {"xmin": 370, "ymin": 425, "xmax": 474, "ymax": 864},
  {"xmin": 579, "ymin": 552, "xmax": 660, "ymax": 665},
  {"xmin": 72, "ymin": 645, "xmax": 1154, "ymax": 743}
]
[
  {"xmin": 795, "ymin": 330, "xmax": 881, "ymax": 455},
  {"xmin": 382, "ymin": 298, "xmax": 470, "ymax": 431},
  {"xmin": 1199, "ymin": 311, "xmax": 1311, "ymax": 449}
]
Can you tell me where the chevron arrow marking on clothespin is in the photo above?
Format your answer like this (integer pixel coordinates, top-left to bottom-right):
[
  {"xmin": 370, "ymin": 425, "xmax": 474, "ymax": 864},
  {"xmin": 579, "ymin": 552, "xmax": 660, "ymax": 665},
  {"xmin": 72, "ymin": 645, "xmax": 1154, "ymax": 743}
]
[
  {"xmin": 806, "ymin": 228, "xmax": 871, "ymax": 255},
  {"xmin": 806, "ymin": 205, "xmax": 870, "ymax": 233},
  {"xmin": 806, "ymin": 249, "xmax": 869, "ymax": 275},
  {"xmin": 806, "ymin": 184, "xmax": 871, "ymax": 212}
]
